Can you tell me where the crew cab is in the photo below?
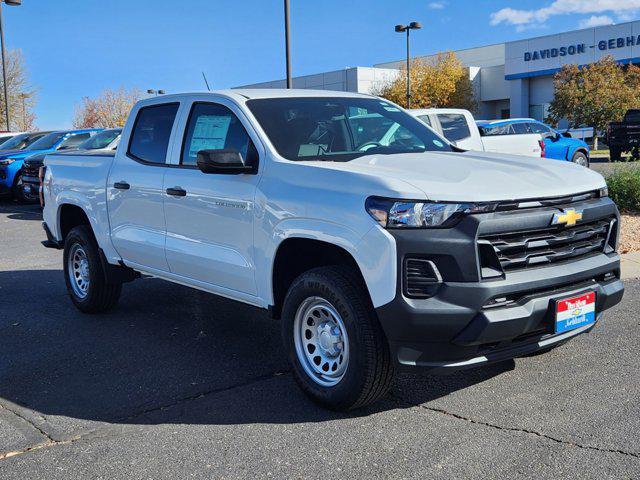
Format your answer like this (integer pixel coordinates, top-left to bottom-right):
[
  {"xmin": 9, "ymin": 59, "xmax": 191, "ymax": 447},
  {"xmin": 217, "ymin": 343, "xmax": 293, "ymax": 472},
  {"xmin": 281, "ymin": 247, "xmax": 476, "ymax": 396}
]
[
  {"xmin": 411, "ymin": 108, "xmax": 543, "ymax": 157},
  {"xmin": 606, "ymin": 109, "xmax": 640, "ymax": 161},
  {"xmin": 0, "ymin": 128, "xmax": 101, "ymax": 201},
  {"xmin": 42, "ymin": 91, "xmax": 624, "ymax": 410}
]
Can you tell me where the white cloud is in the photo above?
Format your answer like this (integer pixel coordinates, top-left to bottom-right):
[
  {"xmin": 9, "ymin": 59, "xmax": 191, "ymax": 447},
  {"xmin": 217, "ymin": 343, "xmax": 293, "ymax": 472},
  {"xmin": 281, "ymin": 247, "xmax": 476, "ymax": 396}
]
[
  {"xmin": 490, "ymin": 0, "xmax": 640, "ymax": 27},
  {"xmin": 428, "ymin": 2, "xmax": 445, "ymax": 9},
  {"xmin": 579, "ymin": 15, "xmax": 614, "ymax": 28},
  {"xmin": 617, "ymin": 10, "xmax": 638, "ymax": 22}
]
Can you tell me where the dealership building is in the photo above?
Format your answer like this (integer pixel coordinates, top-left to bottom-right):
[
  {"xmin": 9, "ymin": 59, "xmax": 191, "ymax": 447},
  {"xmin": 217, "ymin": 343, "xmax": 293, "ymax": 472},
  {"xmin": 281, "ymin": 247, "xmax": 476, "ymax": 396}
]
[{"xmin": 240, "ymin": 20, "xmax": 640, "ymax": 123}]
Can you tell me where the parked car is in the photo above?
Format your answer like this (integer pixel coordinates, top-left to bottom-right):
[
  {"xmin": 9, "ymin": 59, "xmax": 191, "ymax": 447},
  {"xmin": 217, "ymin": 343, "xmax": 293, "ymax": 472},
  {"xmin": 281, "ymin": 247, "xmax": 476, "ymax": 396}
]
[
  {"xmin": 0, "ymin": 128, "xmax": 102, "ymax": 201},
  {"xmin": 477, "ymin": 119, "xmax": 590, "ymax": 167},
  {"xmin": 0, "ymin": 131, "xmax": 27, "ymax": 146},
  {"xmin": 21, "ymin": 128, "xmax": 122, "ymax": 203},
  {"xmin": 606, "ymin": 109, "xmax": 640, "ymax": 161},
  {"xmin": 411, "ymin": 109, "xmax": 543, "ymax": 157},
  {"xmin": 42, "ymin": 91, "xmax": 623, "ymax": 410},
  {"xmin": 0, "ymin": 131, "xmax": 52, "ymax": 152}
]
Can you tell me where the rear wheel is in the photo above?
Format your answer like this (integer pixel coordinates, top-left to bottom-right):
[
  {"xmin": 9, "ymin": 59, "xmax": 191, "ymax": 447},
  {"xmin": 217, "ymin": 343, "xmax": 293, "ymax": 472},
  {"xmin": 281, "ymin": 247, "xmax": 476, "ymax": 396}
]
[
  {"xmin": 571, "ymin": 151, "xmax": 589, "ymax": 168},
  {"xmin": 282, "ymin": 266, "xmax": 394, "ymax": 410},
  {"xmin": 63, "ymin": 225, "xmax": 122, "ymax": 313}
]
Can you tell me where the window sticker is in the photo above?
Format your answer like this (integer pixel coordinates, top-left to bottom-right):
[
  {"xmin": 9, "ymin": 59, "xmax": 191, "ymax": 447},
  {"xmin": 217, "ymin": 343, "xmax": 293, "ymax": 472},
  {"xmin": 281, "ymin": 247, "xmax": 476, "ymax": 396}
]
[
  {"xmin": 432, "ymin": 139, "xmax": 444, "ymax": 148},
  {"xmin": 188, "ymin": 115, "xmax": 232, "ymax": 158}
]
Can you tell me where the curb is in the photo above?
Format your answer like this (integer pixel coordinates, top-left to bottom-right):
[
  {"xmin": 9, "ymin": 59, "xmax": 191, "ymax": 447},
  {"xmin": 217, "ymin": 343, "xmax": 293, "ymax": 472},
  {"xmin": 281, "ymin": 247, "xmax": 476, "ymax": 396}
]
[{"xmin": 621, "ymin": 252, "xmax": 640, "ymax": 280}]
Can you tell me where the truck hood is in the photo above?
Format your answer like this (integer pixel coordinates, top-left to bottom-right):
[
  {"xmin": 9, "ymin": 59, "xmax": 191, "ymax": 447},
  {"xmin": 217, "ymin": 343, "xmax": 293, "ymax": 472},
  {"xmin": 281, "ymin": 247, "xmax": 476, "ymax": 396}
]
[{"xmin": 305, "ymin": 151, "xmax": 606, "ymax": 202}]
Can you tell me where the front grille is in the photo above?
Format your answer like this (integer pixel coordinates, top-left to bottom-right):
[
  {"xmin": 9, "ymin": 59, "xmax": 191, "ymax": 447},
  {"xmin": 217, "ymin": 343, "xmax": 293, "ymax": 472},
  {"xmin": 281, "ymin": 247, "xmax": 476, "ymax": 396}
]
[{"xmin": 480, "ymin": 218, "xmax": 614, "ymax": 272}]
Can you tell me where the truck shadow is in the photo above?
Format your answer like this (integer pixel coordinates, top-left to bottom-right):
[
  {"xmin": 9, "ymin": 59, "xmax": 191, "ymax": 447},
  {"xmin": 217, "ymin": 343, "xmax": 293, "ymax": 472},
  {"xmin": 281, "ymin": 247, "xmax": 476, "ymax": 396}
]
[
  {"xmin": 0, "ymin": 200, "xmax": 41, "ymax": 221},
  {"xmin": 0, "ymin": 269, "xmax": 513, "ymax": 426}
]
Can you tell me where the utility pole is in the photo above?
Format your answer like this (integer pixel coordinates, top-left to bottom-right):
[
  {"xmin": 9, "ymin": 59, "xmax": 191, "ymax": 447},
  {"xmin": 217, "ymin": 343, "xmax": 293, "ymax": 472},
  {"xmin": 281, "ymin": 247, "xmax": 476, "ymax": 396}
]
[{"xmin": 284, "ymin": 0, "xmax": 292, "ymax": 88}]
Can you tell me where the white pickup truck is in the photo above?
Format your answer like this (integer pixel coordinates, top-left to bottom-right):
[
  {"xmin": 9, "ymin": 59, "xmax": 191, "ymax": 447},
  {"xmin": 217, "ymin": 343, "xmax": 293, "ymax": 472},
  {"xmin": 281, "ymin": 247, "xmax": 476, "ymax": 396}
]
[
  {"xmin": 411, "ymin": 108, "xmax": 544, "ymax": 156},
  {"xmin": 42, "ymin": 90, "xmax": 624, "ymax": 410}
]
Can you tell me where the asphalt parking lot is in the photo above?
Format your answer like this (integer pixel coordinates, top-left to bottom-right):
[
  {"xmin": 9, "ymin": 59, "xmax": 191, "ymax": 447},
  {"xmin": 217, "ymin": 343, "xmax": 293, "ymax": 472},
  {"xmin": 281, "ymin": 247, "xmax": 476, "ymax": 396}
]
[{"xmin": 0, "ymin": 202, "xmax": 639, "ymax": 479}]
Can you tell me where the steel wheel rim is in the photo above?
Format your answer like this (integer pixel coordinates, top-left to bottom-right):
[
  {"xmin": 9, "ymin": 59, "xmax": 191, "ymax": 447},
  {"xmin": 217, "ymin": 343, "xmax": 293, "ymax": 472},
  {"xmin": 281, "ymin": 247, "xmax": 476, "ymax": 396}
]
[
  {"xmin": 293, "ymin": 297, "xmax": 349, "ymax": 387},
  {"xmin": 68, "ymin": 243, "xmax": 90, "ymax": 299}
]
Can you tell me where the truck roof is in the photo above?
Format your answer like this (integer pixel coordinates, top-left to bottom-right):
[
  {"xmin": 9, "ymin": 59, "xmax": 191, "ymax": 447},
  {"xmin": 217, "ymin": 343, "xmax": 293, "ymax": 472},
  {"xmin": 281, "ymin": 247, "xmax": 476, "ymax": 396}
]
[{"xmin": 136, "ymin": 89, "xmax": 374, "ymax": 105}]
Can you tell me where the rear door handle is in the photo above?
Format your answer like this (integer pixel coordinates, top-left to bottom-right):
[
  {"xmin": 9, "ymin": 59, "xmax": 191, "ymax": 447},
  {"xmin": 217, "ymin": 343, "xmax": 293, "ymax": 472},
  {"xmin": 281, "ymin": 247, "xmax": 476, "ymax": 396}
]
[
  {"xmin": 166, "ymin": 187, "xmax": 187, "ymax": 197},
  {"xmin": 113, "ymin": 181, "xmax": 130, "ymax": 190}
]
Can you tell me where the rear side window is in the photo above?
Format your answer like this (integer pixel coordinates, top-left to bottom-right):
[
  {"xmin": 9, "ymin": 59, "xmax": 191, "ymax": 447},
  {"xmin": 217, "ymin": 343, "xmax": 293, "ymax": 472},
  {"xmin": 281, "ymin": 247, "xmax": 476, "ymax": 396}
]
[
  {"xmin": 436, "ymin": 114, "xmax": 471, "ymax": 141},
  {"xmin": 128, "ymin": 103, "xmax": 179, "ymax": 164},
  {"xmin": 181, "ymin": 103, "xmax": 257, "ymax": 167},
  {"xmin": 511, "ymin": 123, "xmax": 531, "ymax": 134},
  {"xmin": 480, "ymin": 124, "xmax": 514, "ymax": 136}
]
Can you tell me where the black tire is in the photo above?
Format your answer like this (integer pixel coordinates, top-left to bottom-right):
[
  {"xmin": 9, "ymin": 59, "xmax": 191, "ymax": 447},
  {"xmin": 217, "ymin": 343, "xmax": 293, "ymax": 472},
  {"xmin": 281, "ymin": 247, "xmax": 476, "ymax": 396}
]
[
  {"xmin": 282, "ymin": 265, "xmax": 394, "ymax": 410},
  {"xmin": 571, "ymin": 151, "xmax": 589, "ymax": 168},
  {"xmin": 63, "ymin": 225, "xmax": 122, "ymax": 313},
  {"xmin": 609, "ymin": 147, "xmax": 622, "ymax": 162}
]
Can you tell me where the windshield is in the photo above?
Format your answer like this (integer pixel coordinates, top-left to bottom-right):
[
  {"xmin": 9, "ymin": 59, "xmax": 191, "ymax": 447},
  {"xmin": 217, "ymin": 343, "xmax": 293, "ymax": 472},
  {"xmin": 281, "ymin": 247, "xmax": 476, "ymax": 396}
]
[
  {"xmin": 79, "ymin": 129, "xmax": 121, "ymax": 150},
  {"xmin": 246, "ymin": 97, "xmax": 452, "ymax": 161},
  {"xmin": 28, "ymin": 132, "xmax": 65, "ymax": 151},
  {"xmin": 0, "ymin": 133, "xmax": 30, "ymax": 150}
]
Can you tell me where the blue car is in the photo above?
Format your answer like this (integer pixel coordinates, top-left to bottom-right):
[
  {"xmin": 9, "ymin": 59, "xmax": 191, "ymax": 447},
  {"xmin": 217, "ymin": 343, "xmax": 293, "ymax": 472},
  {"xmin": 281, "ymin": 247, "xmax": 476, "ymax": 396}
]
[
  {"xmin": 477, "ymin": 119, "xmax": 590, "ymax": 167},
  {"xmin": 0, "ymin": 129, "xmax": 102, "ymax": 200}
]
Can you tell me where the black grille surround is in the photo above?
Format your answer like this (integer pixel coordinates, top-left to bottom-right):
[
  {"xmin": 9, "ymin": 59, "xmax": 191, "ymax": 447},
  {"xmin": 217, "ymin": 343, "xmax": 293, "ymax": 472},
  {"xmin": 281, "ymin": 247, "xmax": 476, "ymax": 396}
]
[{"xmin": 479, "ymin": 217, "xmax": 616, "ymax": 274}]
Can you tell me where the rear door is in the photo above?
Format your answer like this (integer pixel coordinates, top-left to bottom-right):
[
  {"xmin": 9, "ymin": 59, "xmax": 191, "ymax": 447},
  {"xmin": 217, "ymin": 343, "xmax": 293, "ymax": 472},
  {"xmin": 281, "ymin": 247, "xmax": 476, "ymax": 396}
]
[
  {"xmin": 107, "ymin": 102, "xmax": 180, "ymax": 272},
  {"xmin": 162, "ymin": 98, "xmax": 262, "ymax": 298}
]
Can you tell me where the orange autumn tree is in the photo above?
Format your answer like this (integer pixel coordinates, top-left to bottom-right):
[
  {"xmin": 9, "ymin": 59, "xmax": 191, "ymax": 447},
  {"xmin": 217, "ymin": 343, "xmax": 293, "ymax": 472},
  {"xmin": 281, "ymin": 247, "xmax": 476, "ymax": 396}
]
[
  {"xmin": 73, "ymin": 87, "xmax": 141, "ymax": 128},
  {"xmin": 374, "ymin": 52, "xmax": 476, "ymax": 111},
  {"xmin": 547, "ymin": 56, "xmax": 640, "ymax": 150}
]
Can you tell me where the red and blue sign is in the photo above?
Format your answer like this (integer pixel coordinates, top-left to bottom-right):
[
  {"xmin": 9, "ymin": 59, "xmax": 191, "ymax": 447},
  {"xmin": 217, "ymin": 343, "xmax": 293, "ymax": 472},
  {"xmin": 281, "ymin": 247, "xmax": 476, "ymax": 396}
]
[{"xmin": 555, "ymin": 292, "xmax": 596, "ymax": 334}]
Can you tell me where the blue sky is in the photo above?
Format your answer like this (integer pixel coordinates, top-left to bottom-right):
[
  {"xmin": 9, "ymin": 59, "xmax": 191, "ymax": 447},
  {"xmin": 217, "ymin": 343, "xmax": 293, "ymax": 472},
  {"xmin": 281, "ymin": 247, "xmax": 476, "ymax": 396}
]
[{"xmin": 5, "ymin": 0, "xmax": 639, "ymax": 129}]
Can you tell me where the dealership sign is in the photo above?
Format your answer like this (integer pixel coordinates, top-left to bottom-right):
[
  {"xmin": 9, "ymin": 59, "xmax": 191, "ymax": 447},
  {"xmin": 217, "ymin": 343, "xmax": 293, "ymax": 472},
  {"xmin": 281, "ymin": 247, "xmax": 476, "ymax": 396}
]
[{"xmin": 524, "ymin": 35, "xmax": 640, "ymax": 61}]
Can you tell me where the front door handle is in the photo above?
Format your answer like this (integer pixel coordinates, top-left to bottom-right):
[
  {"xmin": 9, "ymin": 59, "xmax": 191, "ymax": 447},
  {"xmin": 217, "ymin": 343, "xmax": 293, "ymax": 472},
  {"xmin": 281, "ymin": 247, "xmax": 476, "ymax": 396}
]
[
  {"xmin": 113, "ymin": 181, "xmax": 130, "ymax": 190},
  {"xmin": 166, "ymin": 187, "xmax": 187, "ymax": 197}
]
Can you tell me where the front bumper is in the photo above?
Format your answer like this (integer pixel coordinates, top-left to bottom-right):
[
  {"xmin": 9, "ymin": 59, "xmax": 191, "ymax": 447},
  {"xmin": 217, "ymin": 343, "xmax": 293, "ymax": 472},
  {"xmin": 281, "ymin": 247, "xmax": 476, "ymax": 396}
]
[{"xmin": 375, "ymin": 196, "xmax": 624, "ymax": 372}]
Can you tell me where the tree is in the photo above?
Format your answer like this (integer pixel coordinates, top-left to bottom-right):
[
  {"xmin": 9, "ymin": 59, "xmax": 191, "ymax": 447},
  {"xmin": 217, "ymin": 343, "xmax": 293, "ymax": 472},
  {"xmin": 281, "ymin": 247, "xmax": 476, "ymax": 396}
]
[
  {"xmin": 73, "ymin": 87, "xmax": 142, "ymax": 128},
  {"xmin": 0, "ymin": 49, "xmax": 37, "ymax": 131},
  {"xmin": 373, "ymin": 52, "xmax": 476, "ymax": 111},
  {"xmin": 547, "ymin": 56, "xmax": 640, "ymax": 150}
]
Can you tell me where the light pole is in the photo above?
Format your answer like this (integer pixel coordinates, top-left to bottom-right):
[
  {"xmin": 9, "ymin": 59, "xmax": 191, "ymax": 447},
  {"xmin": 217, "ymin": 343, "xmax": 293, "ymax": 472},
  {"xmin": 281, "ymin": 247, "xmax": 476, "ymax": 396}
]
[
  {"xmin": 394, "ymin": 21, "xmax": 422, "ymax": 109},
  {"xmin": 147, "ymin": 89, "xmax": 166, "ymax": 97},
  {"xmin": 0, "ymin": 0, "xmax": 21, "ymax": 132},
  {"xmin": 284, "ymin": 0, "xmax": 292, "ymax": 88}
]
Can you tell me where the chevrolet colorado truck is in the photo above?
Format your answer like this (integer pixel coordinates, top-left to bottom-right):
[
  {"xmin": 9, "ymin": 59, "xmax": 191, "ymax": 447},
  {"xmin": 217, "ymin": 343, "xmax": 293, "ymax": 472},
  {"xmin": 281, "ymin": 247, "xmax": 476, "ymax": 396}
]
[{"xmin": 41, "ymin": 90, "xmax": 624, "ymax": 410}]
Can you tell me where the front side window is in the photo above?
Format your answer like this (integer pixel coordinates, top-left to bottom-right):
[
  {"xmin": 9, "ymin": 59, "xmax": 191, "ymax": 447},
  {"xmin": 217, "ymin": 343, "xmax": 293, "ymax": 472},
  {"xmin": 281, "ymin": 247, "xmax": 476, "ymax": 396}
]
[
  {"xmin": 58, "ymin": 133, "xmax": 92, "ymax": 150},
  {"xmin": 181, "ymin": 103, "xmax": 256, "ymax": 167},
  {"xmin": 436, "ymin": 114, "xmax": 471, "ymax": 141},
  {"xmin": 80, "ymin": 129, "xmax": 122, "ymax": 150},
  {"xmin": 246, "ymin": 97, "xmax": 451, "ymax": 162},
  {"xmin": 128, "ymin": 103, "xmax": 179, "ymax": 164}
]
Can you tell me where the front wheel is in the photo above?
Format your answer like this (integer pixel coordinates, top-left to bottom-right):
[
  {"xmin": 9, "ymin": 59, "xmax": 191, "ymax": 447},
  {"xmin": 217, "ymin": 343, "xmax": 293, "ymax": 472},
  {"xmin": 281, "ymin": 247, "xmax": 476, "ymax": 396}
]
[
  {"xmin": 63, "ymin": 225, "xmax": 122, "ymax": 313},
  {"xmin": 282, "ymin": 266, "xmax": 394, "ymax": 410},
  {"xmin": 609, "ymin": 147, "xmax": 622, "ymax": 162},
  {"xmin": 571, "ymin": 151, "xmax": 589, "ymax": 168}
]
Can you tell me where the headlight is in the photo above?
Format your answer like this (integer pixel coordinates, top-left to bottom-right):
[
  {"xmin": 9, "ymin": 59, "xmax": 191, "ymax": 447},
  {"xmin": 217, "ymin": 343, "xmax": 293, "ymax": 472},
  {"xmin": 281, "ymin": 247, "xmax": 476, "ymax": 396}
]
[
  {"xmin": 0, "ymin": 158, "xmax": 16, "ymax": 166},
  {"xmin": 365, "ymin": 197, "xmax": 496, "ymax": 228},
  {"xmin": 598, "ymin": 186, "xmax": 608, "ymax": 198}
]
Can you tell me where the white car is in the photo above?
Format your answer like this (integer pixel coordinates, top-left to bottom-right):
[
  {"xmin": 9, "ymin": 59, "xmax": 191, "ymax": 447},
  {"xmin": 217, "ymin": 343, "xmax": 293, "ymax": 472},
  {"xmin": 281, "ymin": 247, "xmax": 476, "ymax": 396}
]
[
  {"xmin": 41, "ymin": 90, "xmax": 623, "ymax": 410},
  {"xmin": 411, "ymin": 108, "xmax": 543, "ymax": 157}
]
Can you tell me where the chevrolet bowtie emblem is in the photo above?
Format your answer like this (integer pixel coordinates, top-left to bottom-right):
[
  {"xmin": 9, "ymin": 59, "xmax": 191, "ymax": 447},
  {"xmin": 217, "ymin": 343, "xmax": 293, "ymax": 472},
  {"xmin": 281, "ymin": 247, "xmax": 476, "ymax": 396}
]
[{"xmin": 552, "ymin": 209, "xmax": 583, "ymax": 227}]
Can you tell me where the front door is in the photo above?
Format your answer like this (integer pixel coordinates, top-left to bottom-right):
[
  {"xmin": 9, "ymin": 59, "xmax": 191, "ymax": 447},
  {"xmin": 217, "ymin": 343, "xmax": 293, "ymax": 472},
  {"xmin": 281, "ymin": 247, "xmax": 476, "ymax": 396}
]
[
  {"xmin": 162, "ymin": 100, "xmax": 261, "ymax": 296},
  {"xmin": 107, "ymin": 102, "xmax": 180, "ymax": 272}
]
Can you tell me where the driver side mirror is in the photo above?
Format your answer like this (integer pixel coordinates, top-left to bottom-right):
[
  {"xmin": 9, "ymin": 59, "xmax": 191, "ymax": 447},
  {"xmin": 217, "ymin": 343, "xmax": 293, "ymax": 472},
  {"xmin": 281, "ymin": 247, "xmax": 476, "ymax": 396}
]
[{"xmin": 196, "ymin": 149, "xmax": 255, "ymax": 175}]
